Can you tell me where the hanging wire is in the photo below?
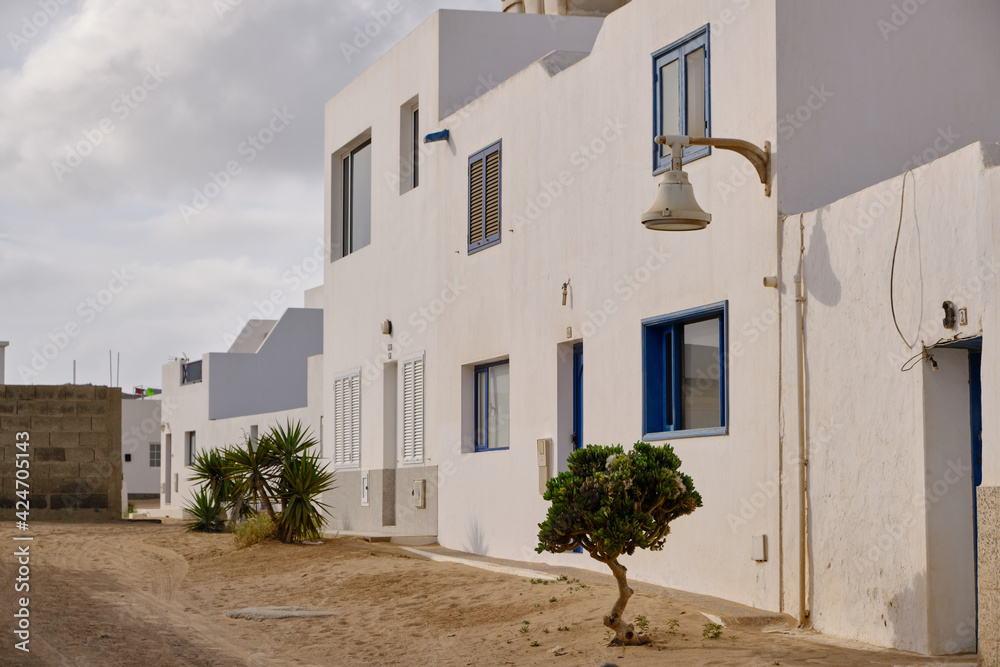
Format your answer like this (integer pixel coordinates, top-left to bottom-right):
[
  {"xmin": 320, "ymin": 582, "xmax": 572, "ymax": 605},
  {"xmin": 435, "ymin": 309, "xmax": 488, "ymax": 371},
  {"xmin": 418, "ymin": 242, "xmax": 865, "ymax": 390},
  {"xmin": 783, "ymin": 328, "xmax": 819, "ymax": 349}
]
[
  {"xmin": 890, "ymin": 170, "xmax": 916, "ymax": 348},
  {"xmin": 899, "ymin": 333, "xmax": 983, "ymax": 372}
]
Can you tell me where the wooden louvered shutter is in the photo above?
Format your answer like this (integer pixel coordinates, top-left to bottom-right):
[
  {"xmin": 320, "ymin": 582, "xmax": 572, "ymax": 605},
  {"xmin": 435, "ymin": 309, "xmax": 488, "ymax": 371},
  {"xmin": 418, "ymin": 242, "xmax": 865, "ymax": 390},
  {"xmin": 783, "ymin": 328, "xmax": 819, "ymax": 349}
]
[
  {"xmin": 333, "ymin": 372, "xmax": 361, "ymax": 467},
  {"xmin": 468, "ymin": 141, "xmax": 501, "ymax": 253},
  {"xmin": 402, "ymin": 357, "xmax": 424, "ymax": 464}
]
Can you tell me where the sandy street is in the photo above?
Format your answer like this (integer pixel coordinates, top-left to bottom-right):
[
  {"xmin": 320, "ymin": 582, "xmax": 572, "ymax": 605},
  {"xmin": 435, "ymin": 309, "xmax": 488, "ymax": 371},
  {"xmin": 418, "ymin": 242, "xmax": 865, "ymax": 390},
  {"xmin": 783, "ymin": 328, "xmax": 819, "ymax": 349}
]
[{"xmin": 0, "ymin": 522, "xmax": 980, "ymax": 666}]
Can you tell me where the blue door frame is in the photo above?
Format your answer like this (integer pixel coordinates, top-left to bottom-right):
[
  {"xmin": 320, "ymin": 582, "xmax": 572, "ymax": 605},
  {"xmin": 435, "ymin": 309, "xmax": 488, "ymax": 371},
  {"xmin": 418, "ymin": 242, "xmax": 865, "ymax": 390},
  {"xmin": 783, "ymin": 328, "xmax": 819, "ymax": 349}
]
[{"xmin": 573, "ymin": 343, "xmax": 583, "ymax": 450}]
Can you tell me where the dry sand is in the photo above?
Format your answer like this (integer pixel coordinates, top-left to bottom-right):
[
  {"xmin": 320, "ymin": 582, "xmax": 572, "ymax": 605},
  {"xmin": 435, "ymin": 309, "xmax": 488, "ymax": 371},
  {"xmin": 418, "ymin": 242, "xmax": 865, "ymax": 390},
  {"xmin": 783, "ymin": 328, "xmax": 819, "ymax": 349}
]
[{"xmin": 0, "ymin": 522, "xmax": 979, "ymax": 666}]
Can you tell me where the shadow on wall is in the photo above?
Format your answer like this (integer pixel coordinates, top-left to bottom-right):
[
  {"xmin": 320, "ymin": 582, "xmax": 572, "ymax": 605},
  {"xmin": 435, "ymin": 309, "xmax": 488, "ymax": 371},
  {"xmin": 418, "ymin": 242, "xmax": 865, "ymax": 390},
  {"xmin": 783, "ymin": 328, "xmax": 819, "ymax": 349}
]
[
  {"xmin": 804, "ymin": 210, "xmax": 842, "ymax": 307},
  {"xmin": 886, "ymin": 570, "xmax": 926, "ymax": 652},
  {"xmin": 466, "ymin": 516, "xmax": 488, "ymax": 555}
]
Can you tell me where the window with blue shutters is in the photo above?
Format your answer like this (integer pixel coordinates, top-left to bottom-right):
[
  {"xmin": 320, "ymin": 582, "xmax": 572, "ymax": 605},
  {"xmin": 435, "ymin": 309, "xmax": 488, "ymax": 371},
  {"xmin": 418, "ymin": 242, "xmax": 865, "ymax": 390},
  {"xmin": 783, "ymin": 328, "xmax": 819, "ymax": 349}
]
[
  {"xmin": 468, "ymin": 141, "xmax": 501, "ymax": 254},
  {"xmin": 653, "ymin": 26, "xmax": 710, "ymax": 173},
  {"xmin": 642, "ymin": 302, "xmax": 727, "ymax": 439}
]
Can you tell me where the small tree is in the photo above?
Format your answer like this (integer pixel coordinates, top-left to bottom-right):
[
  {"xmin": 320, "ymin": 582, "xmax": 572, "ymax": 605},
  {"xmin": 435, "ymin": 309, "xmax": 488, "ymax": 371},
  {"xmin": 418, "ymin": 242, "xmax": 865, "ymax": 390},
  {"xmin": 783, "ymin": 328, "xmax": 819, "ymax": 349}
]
[{"xmin": 536, "ymin": 441, "xmax": 702, "ymax": 645}]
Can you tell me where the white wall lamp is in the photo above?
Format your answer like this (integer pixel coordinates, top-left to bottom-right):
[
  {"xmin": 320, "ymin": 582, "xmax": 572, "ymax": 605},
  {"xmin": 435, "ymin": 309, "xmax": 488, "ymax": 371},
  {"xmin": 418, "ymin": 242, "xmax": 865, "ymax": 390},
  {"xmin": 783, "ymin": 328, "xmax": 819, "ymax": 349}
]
[{"xmin": 641, "ymin": 135, "xmax": 771, "ymax": 231}]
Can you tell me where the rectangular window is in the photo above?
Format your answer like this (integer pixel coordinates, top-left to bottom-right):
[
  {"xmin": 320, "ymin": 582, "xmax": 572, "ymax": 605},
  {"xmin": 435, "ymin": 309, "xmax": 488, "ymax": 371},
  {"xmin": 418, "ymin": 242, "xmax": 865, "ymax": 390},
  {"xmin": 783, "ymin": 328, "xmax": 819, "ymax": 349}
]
[
  {"xmin": 149, "ymin": 443, "xmax": 161, "ymax": 468},
  {"xmin": 475, "ymin": 360, "xmax": 510, "ymax": 451},
  {"xmin": 468, "ymin": 141, "xmax": 501, "ymax": 254},
  {"xmin": 401, "ymin": 355, "xmax": 425, "ymax": 464},
  {"xmin": 333, "ymin": 371, "xmax": 361, "ymax": 468},
  {"xmin": 181, "ymin": 360, "xmax": 202, "ymax": 384},
  {"xmin": 185, "ymin": 431, "xmax": 196, "ymax": 466},
  {"xmin": 400, "ymin": 98, "xmax": 420, "ymax": 194},
  {"xmin": 653, "ymin": 25, "xmax": 710, "ymax": 173},
  {"xmin": 642, "ymin": 302, "xmax": 727, "ymax": 439},
  {"xmin": 342, "ymin": 138, "xmax": 372, "ymax": 256},
  {"xmin": 411, "ymin": 106, "xmax": 419, "ymax": 189},
  {"xmin": 249, "ymin": 425, "xmax": 258, "ymax": 447}
]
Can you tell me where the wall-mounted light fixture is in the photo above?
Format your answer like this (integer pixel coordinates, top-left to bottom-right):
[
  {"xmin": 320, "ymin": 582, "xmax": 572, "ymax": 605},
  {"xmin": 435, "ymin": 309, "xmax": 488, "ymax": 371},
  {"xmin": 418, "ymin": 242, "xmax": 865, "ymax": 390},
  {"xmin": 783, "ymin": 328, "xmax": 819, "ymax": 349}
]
[
  {"xmin": 642, "ymin": 134, "xmax": 771, "ymax": 231},
  {"xmin": 381, "ymin": 319, "xmax": 393, "ymax": 335},
  {"xmin": 561, "ymin": 279, "xmax": 570, "ymax": 306}
]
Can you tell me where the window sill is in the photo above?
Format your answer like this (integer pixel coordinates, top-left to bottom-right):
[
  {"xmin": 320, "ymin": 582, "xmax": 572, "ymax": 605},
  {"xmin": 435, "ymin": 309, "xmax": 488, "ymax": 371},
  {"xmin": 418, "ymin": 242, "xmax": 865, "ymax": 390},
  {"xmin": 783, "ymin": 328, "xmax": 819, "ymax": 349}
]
[
  {"xmin": 653, "ymin": 145, "xmax": 711, "ymax": 176},
  {"xmin": 472, "ymin": 446, "xmax": 510, "ymax": 453},
  {"xmin": 333, "ymin": 464, "xmax": 361, "ymax": 470},
  {"xmin": 643, "ymin": 426, "xmax": 728, "ymax": 441},
  {"xmin": 400, "ymin": 459, "xmax": 425, "ymax": 466}
]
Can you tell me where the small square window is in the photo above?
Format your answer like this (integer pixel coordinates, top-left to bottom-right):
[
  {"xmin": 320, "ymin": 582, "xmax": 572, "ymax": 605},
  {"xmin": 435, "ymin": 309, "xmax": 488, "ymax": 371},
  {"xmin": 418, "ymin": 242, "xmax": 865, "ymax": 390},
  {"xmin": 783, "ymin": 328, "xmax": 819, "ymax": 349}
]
[
  {"xmin": 643, "ymin": 302, "xmax": 727, "ymax": 439},
  {"xmin": 124, "ymin": 453, "xmax": 132, "ymax": 463},
  {"xmin": 653, "ymin": 25, "xmax": 710, "ymax": 173},
  {"xmin": 475, "ymin": 360, "xmax": 510, "ymax": 451}
]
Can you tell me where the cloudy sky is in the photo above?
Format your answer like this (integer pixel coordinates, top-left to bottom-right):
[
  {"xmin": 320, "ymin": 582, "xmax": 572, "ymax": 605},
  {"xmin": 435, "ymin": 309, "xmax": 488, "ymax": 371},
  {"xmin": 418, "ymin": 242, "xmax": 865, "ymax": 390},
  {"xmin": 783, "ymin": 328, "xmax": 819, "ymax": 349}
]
[{"xmin": 0, "ymin": 0, "xmax": 496, "ymax": 390}]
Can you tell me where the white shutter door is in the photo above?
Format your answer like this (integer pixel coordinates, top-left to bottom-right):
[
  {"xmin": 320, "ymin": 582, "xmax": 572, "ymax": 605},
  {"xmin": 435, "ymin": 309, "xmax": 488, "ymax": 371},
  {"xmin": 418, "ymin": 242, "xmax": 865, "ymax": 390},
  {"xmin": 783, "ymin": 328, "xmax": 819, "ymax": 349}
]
[
  {"xmin": 350, "ymin": 373, "xmax": 361, "ymax": 466},
  {"xmin": 333, "ymin": 377, "xmax": 345, "ymax": 466},
  {"xmin": 402, "ymin": 358, "xmax": 424, "ymax": 464}
]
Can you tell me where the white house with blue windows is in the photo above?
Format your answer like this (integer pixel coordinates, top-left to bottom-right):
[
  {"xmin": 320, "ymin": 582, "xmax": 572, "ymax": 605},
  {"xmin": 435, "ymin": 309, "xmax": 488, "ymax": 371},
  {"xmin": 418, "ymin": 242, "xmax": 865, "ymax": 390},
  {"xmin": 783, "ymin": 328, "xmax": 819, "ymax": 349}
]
[{"xmin": 321, "ymin": 0, "xmax": 1000, "ymax": 659}]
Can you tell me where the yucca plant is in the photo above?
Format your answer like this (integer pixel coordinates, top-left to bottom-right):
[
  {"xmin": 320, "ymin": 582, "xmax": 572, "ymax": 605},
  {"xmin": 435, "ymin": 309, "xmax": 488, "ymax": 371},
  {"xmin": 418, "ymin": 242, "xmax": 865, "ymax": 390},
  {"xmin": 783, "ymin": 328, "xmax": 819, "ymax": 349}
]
[
  {"xmin": 276, "ymin": 452, "xmax": 336, "ymax": 542},
  {"xmin": 225, "ymin": 435, "xmax": 281, "ymax": 526},
  {"xmin": 184, "ymin": 486, "xmax": 226, "ymax": 532}
]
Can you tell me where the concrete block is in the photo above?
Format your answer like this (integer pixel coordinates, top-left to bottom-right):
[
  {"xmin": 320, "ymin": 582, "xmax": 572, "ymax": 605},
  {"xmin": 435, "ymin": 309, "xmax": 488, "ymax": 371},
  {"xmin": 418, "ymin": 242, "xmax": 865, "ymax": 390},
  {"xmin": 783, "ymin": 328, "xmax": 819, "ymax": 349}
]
[
  {"xmin": 65, "ymin": 448, "xmax": 94, "ymax": 463},
  {"xmin": 76, "ymin": 400, "xmax": 107, "ymax": 415},
  {"xmin": 5, "ymin": 386, "xmax": 35, "ymax": 400},
  {"xmin": 28, "ymin": 415, "xmax": 62, "ymax": 431},
  {"xmin": 981, "ymin": 640, "xmax": 1000, "ymax": 667},
  {"xmin": 48, "ymin": 400, "xmax": 79, "ymax": 416},
  {"xmin": 27, "ymin": 494, "xmax": 47, "ymax": 510},
  {"xmin": 0, "ymin": 496, "xmax": 14, "ymax": 509},
  {"xmin": 93, "ymin": 386, "xmax": 109, "ymax": 400},
  {"xmin": 64, "ymin": 386, "xmax": 95, "ymax": 399},
  {"xmin": 62, "ymin": 493, "xmax": 108, "ymax": 510},
  {"xmin": 90, "ymin": 415, "xmax": 108, "ymax": 432},
  {"xmin": 33, "ymin": 462, "xmax": 80, "ymax": 478},
  {"xmin": 0, "ymin": 399, "xmax": 16, "ymax": 416},
  {"xmin": 79, "ymin": 461, "xmax": 115, "ymax": 480},
  {"xmin": 94, "ymin": 447, "xmax": 110, "ymax": 463},
  {"xmin": 16, "ymin": 400, "xmax": 49, "ymax": 415},
  {"xmin": 34, "ymin": 385, "xmax": 68, "ymax": 400},
  {"xmin": 1, "ymin": 416, "xmax": 31, "ymax": 432},
  {"xmin": 34, "ymin": 448, "xmax": 65, "ymax": 462},
  {"xmin": 50, "ymin": 432, "xmax": 80, "ymax": 448},
  {"xmin": 80, "ymin": 432, "xmax": 105, "ymax": 449}
]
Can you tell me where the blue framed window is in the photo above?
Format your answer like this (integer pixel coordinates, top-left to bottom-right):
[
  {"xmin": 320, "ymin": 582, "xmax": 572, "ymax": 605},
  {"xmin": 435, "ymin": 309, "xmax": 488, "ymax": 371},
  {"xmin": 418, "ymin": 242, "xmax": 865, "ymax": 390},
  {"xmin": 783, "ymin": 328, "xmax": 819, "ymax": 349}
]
[
  {"xmin": 468, "ymin": 141, "xmax": 501, "ymax": 254},
  {"xmin": 653, "ymin": 25, "xmax": 710, "ymax": 173},
  {"xmin": 474, "ymin": 360, "xmax": 509, "ymax": 451},
  {"xmin": 642, "ymin": 302, "xmax": 727, "ymax": 439}
]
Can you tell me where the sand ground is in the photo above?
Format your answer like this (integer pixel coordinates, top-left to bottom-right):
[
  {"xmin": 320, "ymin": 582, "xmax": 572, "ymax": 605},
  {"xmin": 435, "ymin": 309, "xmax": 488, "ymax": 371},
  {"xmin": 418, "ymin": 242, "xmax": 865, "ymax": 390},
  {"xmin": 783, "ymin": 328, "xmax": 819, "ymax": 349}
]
[{"xmin": 0, "ymin": 522, "xmax": 980, "ymax": 666}]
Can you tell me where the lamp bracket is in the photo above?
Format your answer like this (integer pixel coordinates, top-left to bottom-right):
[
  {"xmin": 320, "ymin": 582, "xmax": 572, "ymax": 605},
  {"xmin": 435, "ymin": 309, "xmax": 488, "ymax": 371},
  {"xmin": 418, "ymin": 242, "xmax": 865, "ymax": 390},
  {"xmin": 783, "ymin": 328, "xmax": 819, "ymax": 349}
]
[{"xmin": 655, "ymin": 135, "xmax": 771, "ymax": 197}]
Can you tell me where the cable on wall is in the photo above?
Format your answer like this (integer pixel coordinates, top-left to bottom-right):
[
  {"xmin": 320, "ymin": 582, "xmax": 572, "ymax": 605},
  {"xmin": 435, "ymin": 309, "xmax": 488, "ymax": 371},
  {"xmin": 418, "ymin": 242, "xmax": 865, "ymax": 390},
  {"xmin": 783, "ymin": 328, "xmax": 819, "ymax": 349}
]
[{"xmin": 890, "ymin": 170, "xmax": 916, "ymax": 348}]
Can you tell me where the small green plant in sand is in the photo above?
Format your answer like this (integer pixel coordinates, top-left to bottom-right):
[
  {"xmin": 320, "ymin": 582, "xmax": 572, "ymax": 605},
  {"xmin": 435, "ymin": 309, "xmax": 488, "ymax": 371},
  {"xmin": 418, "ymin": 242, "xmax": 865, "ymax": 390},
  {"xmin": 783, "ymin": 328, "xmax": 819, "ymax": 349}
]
[
  {"xmin": 233, "ymin": 513, "xmax": 277, "ymax": 549},
  {"xmin": 702, "ymin": 622, "xmax": 723, "ymax": 640}
]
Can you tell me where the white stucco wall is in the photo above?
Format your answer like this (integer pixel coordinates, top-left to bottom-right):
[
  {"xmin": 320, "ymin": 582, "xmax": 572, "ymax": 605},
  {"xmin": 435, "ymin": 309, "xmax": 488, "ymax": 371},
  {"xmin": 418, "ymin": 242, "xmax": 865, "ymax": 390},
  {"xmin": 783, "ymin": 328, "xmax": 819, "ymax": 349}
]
[
  {"xmin": 321, "ymin": 0, "xmax": 1000, "ymax": 653},
  {"xmin": 121, "ymin": 397, "xmax": 161, "ymax": 496},
  {"xmin": 779, "ymin": 142, "xmax": 997, "ymax": 653}
]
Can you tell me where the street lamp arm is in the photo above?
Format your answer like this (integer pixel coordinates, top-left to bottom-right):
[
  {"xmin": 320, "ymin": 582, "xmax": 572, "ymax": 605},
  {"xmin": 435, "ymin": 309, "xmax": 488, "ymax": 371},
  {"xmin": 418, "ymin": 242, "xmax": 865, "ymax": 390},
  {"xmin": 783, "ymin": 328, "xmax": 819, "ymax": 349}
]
[{"xmin": 655, "ymin": 135, "xmax": 771, "ymax": 197}]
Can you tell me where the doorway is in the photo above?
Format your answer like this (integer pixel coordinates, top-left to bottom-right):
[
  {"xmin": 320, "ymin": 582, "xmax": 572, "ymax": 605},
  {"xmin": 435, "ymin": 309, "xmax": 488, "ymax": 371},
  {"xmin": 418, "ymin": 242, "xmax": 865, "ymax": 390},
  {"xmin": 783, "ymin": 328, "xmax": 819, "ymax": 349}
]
[
  {"xmin": 164, "ymin": 434, "xmax": 172, "ymax": 505},
  {"xmin": 573, "ymin": 343, "xmax": 583, "ymax": 450}
]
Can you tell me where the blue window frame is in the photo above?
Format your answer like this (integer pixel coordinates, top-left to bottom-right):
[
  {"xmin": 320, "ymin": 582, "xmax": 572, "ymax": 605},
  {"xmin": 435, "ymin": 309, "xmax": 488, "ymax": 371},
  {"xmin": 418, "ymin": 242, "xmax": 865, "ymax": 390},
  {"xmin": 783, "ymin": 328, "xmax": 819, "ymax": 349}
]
[
  {"xmin": 642, "ymin": 302, "xmax": 727, "ymax": 439},
  {"xmin": 653, "ymin": 25, "xmax": 710, "ymax": 174},
  {"xmin": 468, "ymin": 141, "xmax": 501, "ymax": 254},
  {"xmin": 474, "ymin": 360, "xmax": 510, "ymax": 451}
]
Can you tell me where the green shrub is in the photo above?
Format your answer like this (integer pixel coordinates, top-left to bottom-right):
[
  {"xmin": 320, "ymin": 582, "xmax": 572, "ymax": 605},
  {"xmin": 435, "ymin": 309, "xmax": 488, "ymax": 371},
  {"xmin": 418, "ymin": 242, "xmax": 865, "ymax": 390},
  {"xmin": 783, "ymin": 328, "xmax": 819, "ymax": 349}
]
[
  {"xmin": 233, "ymin": 513, "xmax": 277, "ymax": 549},
  {"xmin": 536, "ymin": 441, "xmax": 702, "ymax": 645},
  {"xmin": 184, "ymin": 486, "xmax": 226, "ymax": 532}
]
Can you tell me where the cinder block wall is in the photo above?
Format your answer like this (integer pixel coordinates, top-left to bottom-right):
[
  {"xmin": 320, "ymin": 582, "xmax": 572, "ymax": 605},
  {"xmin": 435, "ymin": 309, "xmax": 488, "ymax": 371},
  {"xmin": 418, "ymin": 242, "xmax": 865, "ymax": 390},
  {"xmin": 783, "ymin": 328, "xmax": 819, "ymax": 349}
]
[
  {"xmin": 0, "ymin": 385, "xmax": 123, "ymax": 521},
  {"xmin": 980, "ymin": 487, "xmax": 1000, "ymax": 666}
]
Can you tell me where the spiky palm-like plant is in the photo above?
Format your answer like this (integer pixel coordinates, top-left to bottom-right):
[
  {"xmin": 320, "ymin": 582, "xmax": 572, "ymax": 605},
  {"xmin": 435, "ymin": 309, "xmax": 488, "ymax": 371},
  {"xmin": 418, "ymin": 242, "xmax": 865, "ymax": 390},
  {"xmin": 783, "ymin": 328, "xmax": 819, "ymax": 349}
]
[
  {"xmin": 184, "ymin": 486, "xmax": 226, "ymax": 532},
  {"xmin": 276, "ymin": 452, "xmax": 336, "ymax": 542}
]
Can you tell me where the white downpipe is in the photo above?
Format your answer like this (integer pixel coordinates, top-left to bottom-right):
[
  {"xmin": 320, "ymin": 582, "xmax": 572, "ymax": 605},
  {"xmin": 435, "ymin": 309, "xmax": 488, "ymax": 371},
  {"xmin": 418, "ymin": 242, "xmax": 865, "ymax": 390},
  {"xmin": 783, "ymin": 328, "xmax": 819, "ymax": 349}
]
[{"xmin": 795, "ymin": 214, "xmax": 811, "ymax": 626}]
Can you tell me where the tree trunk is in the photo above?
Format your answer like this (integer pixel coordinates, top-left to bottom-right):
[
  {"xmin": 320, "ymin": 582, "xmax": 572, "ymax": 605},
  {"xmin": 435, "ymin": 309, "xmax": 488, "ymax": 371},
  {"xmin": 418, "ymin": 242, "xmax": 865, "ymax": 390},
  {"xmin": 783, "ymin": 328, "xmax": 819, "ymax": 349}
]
[{"xmin": 603, "ymin": 559, "xmax": 647, "ymax": 645}]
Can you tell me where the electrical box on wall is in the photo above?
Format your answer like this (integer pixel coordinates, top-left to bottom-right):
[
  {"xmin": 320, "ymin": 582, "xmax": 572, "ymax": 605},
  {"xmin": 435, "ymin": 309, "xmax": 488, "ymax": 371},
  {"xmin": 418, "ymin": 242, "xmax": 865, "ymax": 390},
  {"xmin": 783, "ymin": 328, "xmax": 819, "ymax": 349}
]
[
  {"xmin": 361, "ymin": 470, "xmax": 370, "ymax": 507},
  {"xmin": 537, "ymin": 438, "xmax": 550, "ymax": 495},
  {"xmin": 412, "ymin": 479, "xmax": 426, "ymax": 509},
  {"xmin": 752, "ymin": 534, "xmax": 767, "ymax": 562}
]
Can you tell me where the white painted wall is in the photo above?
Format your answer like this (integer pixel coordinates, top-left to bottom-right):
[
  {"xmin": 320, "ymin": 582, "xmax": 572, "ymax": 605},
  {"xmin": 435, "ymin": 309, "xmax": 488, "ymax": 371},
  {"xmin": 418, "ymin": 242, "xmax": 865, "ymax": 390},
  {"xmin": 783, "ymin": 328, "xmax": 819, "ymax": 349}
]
[
  {"xmin": 779, "ymin": 142, "xmax": 997, "ymax": 653},
  {"xmin": 321, "ymin": 0, "xmax": 1000, "ymax": 653},
  {"xmin": 121, "ymin": 397, "xmax": 161, "ymax": 496},
  {"xmin": 157, "ymin": 307, "xmax": 324, "ymax": 517}
]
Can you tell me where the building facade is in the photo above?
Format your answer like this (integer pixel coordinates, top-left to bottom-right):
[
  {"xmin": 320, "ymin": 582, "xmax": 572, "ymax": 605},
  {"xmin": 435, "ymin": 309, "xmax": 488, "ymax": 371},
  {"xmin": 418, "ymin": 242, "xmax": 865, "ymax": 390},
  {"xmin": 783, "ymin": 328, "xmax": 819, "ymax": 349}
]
[{"xmin": 319, "ymin": 0, "xmax": 999, "ymax": 657}]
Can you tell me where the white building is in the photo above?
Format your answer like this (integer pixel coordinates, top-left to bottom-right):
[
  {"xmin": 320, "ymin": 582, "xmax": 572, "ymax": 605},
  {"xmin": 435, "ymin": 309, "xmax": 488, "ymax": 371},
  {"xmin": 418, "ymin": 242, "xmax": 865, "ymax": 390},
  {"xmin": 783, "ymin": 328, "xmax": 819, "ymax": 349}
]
[
  {"xmin": 319, "ymin": 0, "xmax": 1000, "ymax": 659},
  {"xmin": 157, "ymin": 299, "xmax": 323, "ymax": 516},
  {"xmin": 121, "ymin": 394, "xmax": 162, "ymax": 498}
]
